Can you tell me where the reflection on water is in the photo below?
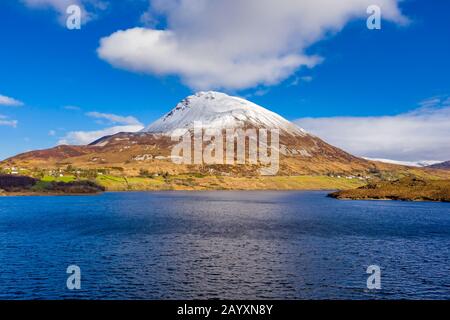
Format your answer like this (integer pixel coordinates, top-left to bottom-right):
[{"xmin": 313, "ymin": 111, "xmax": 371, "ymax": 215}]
[{"xmin": 0, "ymin": 191, "xmax": 449, "ymax": 299}]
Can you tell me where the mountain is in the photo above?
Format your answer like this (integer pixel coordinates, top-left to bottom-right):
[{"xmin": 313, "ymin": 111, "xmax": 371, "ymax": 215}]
[
  {"xmin": 427, "ymin": 161, "xmax": 450, "ymax": 170},
  {"xmin": 143, "ymin": 91, "xmax": 305, "ymax": 136},
  {"xmin": 1, "ymin": 91, "xmax": 442, "ymax": 179}
]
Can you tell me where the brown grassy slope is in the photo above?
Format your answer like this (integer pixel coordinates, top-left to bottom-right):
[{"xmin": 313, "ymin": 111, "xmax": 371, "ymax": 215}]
[
  {"xmin": 96, "ymin": 174, "xmax": 366, "ymax": 191},
  {"xmin": 2, "ymin": 132, "xmax": 450, "ymax": 180},
  {"xmin": 329, "ymin": 177, "xmax": 450, "ymax": 202}
]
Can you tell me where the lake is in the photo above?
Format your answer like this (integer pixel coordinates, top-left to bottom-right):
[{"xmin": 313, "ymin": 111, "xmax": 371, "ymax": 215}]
[{"xmin": 0, "ymin": 191, "xmax": 449, "ymax": 299}]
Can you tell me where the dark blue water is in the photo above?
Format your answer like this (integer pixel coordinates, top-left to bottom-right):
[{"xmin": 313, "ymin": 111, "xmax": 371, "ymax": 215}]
[{"xmin": 0, "ymin": 191, "xmax": 449, "ymax": 299}]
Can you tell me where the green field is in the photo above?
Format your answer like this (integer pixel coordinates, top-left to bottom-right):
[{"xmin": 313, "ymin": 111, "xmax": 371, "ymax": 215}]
[
  {"xmin": 41, "ymin": 175, "xmax": 76, "ymax": 183},
  {"xmin": 95, "ymin": 175, "xmax": 167, "ymax": 191}
]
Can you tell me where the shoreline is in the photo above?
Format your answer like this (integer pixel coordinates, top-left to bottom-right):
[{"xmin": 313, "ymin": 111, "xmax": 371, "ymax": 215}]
[
  {"xmin": 330, "ymin": 196, "xmax": 450, "ymax": 203},
  {"xmin": 0, "ymin": 188, "xmax": 338, "ymax": 196},
  {"xmin": 0, "ymin": 192, "xmax": 103, "ymax": 197},
  {"xmin": 3, "ymin": 189, "xmax": 449, "ymax": 203}
]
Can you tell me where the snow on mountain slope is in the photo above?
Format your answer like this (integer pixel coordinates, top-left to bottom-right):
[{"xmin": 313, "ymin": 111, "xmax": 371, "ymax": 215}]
[
  {"xmin": 363, "ymin": 157, "xmax": 442, "ymax": 167},
  {"xmin": 143, "ymin": 91, "xmax": 307, "ymax": 136},
  {"xmin": 427, "ymin": 160, "xmax": 450, "ymax": 170}
]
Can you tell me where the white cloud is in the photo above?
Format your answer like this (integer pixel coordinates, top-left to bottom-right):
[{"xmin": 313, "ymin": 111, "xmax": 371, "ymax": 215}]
[
  {"xmin": 59, "ymin": 111, "xmax": 144, "ymax": 145},
  {"xmin": 0, "ymin": 94, "xmax": 24, "ymax": 107},
  {"xmin": 86, "ymin": 111, "xmax": 142, "ymax": 125},
  {"xmin": 63, "ymin": 105, "xmax": 81, "ymax": 111},
  {"xmin": 98, "ymin": 0, "xmax": 407, "ymax": 90},
  {"xmin": 58, "ymin": 124, "xmax": 144, "ymax": 145},
  {"xmin": 296, "ymin": 98, "xmax": 450, "ymax": 162},
  {"xmin": 22, "ymin": 0, "xmax": 108, "ymax": 24},
  {"xmin": 0, "ymin": 115, "xmax": 18, "ymax": 128},
  {"xmin": 289, "ymin": 75, "xmax": 313, "ymax": 87},
  {"xmin": 250, "ymin": 88, "xmax": 270, "ymax": 97}
]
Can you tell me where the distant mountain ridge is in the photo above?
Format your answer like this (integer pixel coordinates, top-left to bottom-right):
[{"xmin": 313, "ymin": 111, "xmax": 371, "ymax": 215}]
[
  {"xmin": 427, "ymin": 161, "xmax": 450, "ymax": 170},
  {"xmin": 364, "ymin": 158, "xmax": 442, "ymax": 168}
]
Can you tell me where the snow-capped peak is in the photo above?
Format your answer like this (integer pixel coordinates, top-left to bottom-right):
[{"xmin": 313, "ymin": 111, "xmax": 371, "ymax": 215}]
[{"xmin": 143, "ymin": 91, "xmax": 306, "ymax": 135}]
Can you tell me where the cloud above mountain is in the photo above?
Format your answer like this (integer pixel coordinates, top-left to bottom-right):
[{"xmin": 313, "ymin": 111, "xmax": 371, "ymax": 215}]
[
  {"xmin": 58, "ymin": 124, "xmax": 143, "ymax": 145},
  {"xmin": 296, "ymin": 97, "xmax": 450, "ymax": 162},
  {"xmin": 59, "ymin": 111, "xmax": 143, "ymax": 145},
  {"xmin": 86, "ymin": 111, "xmax": 142, "ymax": 125},
  {"xmin": 98, "ymin": 0, "xmax": 406, "ymax": 90}
]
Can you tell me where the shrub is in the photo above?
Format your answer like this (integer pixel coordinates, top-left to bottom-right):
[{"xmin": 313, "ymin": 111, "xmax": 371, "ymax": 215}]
[{"xmin": 0, "ymin": 175, "xmax": 37, "ymax": 192}]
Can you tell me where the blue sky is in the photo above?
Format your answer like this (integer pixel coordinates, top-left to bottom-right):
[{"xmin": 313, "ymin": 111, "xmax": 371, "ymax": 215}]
[{"xmin": 0, "ymin": 0, "xmax": 449, "ymax": 161}]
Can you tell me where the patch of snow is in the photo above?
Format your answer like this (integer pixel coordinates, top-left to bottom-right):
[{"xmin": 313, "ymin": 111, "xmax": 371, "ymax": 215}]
[
  {"xmin": 93, "ymin": 140, "xmax": 109, "ymax": 147},
  {"xmin": 299, "ymin": 149, "xmax": 312, "ymax": 157},
  {"xmin": 132, "ymin": 154, "xmax": 153, "ymax": 161}
]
